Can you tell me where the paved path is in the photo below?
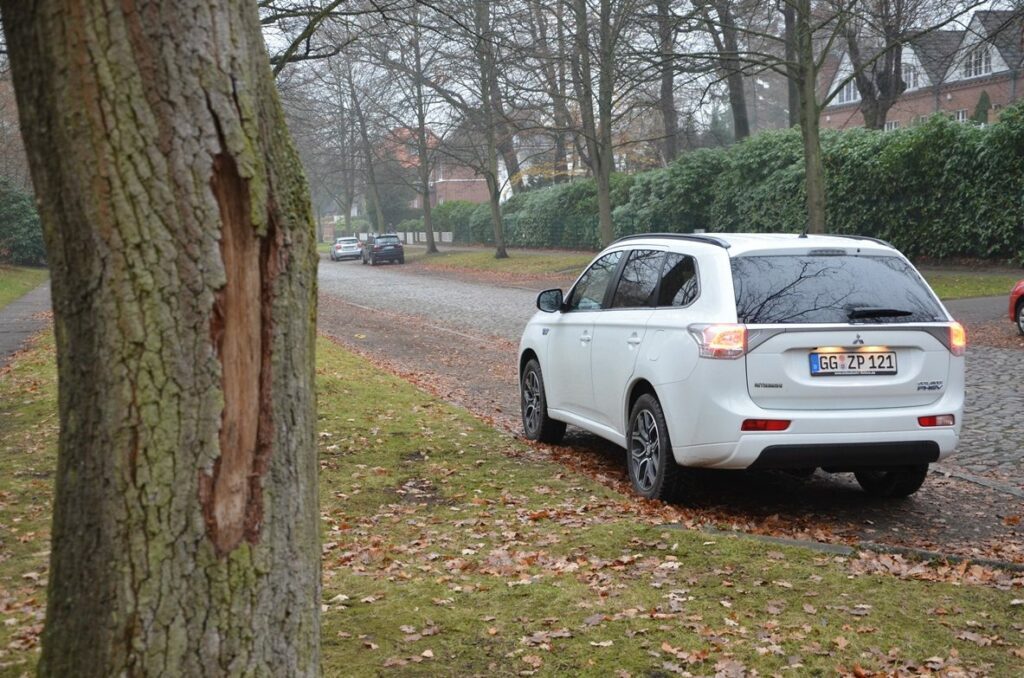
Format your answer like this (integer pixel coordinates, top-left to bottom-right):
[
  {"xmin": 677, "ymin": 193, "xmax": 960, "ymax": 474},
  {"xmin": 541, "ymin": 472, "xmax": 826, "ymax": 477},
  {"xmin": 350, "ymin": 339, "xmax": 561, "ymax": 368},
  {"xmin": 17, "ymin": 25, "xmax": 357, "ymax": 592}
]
[
  {"xmin": 0, "ymin": 282, "xmax": 51, "ymax": 368},
  {"xmin": 945, "ymin": 295, "xmax": 1007, "ymax": 324}
]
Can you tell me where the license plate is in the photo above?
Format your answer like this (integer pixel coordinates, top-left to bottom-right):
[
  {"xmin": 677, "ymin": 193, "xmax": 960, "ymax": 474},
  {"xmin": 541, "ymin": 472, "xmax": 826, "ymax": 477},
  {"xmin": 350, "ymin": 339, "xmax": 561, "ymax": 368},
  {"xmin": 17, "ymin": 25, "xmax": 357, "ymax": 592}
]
[
  {"xmin": 810, "ymin": 351, "xmax": 897, "ymax": 376},
  {"xmin": 383, "ymin": 245, "xmax": 394, "ymax": 250}
]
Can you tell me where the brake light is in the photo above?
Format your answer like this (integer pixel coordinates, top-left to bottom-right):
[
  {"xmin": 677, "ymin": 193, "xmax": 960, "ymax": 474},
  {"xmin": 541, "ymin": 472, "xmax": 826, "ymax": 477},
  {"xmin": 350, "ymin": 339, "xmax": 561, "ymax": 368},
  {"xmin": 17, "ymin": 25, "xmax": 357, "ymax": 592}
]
[
  {"xmin": 949, "ymin": 322, "xmax": 966, "ymax": 356},
  {"xmin": 741, "ymin": 419, "xmax": 791, "ymax": 431},
  {"xmin": 919, "ymin": 414, "xmax": 955, "ymax": 427},
  {"xmin": 690, "ymin": 324, "xmax": 747, "ymax": 359}
]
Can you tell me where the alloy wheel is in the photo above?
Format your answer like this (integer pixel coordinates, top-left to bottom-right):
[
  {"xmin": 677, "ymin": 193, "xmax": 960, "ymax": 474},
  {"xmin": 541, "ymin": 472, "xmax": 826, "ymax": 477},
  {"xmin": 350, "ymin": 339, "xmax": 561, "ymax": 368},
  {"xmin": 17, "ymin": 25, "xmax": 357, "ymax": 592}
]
[
  {"xmin": 521, "ymin": 370, "xmax": 541, "ymax": 435},
  {"xmin": 629, "ymin": 409, "xmax": 660, "ymax": 492}
]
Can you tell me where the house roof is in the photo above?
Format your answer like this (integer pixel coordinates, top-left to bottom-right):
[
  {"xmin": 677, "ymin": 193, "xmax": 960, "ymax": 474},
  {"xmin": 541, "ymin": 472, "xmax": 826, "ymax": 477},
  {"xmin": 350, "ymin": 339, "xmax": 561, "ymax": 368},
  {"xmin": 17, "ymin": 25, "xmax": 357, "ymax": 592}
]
[
  {"xmin": 974, "ymin": 9, "xmax": 1024, "ymax": 71},
  {"xmin": 910, "ymin": 30, "xmax": 964, "ymax": 84}
]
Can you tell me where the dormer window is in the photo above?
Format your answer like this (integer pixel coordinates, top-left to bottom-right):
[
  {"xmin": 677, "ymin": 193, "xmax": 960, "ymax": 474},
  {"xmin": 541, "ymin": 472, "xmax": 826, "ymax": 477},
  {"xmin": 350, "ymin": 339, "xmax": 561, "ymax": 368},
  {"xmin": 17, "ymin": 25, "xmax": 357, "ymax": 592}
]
[
  {"xmin": 962, "ymin": 44, "xmax": 992, "ymax": 78},
  {"xmin": 836, "ymin": 78, "xmax": 860, "ymax": 104},
  {"xmin": 902, "ymin": 63, "xmax": 920, "ymax": 90}
]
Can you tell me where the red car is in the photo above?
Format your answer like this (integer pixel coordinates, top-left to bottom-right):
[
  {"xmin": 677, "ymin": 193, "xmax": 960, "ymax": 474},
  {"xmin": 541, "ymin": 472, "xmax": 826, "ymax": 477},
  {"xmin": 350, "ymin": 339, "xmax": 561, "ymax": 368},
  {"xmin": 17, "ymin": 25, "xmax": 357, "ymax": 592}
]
[{"xmin": 1012, "ymin": 279, "xmax": 1024, "ymax": 335}]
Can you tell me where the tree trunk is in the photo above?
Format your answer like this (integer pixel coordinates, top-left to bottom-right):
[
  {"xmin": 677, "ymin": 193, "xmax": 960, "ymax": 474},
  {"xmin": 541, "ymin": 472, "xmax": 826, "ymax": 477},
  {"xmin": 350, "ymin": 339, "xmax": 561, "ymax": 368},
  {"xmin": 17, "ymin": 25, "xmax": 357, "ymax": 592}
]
[
  {"xmin": 656, "ymin": 0, "xmax": 678, "ymax": 163},
  {"xmin": 795, "ymin": 0, "xmax": 826, "ymax": 233},
  {"xmin": 412, "ymin": 18, "xmax": 439, "ymax": 254},
  {"xmin": 1, "ymin": 1, "xmax": 320, "ymax": 675},
  {"xmin": 475, "ymin": 0, "xmax": 509, "ymax": 258},
  {"xmin": 348, "ymin": 73, "xmax": 386, "ymax": 231},
  {"xmin": 783, "ymin": 2, "xmax": 800, "ymax": 128},
  {"xmin": 713, "ymin": 2, "xmax": 750, "ymax": 140},
  {"xmin": 571, "ymin": 0, "xmax": 616, "ymax": 247}
]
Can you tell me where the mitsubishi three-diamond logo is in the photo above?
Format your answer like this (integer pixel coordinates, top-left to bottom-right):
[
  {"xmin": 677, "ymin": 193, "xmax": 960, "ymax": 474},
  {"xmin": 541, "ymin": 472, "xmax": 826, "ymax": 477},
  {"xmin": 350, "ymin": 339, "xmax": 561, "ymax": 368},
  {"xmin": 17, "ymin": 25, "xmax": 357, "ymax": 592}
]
[{"xmin": 852, "ymin": 334, "xmax": 865, "ymax": 345}]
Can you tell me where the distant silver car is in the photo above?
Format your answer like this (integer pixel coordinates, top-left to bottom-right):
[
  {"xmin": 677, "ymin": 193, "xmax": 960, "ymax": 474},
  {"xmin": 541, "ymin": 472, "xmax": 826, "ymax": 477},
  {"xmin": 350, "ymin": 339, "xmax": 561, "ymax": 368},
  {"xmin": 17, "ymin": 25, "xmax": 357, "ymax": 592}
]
[{"xmin": 331, "ymin": 237, "xmax": 361, "ymax": 261}]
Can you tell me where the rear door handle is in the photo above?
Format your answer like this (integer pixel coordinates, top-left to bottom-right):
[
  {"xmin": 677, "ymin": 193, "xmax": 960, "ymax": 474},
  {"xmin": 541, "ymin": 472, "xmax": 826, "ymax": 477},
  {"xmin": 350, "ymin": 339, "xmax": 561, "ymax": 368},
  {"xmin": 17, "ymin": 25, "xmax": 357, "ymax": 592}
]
[
  {"xmin": 627, "ymin": 334, "xmax": 642, "ymax": 346},
  {"xmin": 579, "ymin": 333, "xmax": 592, "ymax": 344}
]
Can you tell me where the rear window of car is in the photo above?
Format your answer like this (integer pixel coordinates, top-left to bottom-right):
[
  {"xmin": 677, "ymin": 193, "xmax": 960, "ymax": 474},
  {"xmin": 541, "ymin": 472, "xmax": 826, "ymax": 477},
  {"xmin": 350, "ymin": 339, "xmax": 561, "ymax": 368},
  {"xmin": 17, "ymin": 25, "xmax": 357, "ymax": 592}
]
[
  {"xmin": 375, "ymin": 236, "xmax": 401, "ymax": 245},
  {"xmin": 731, "ymin": 254, "xmax": 945, "ymax": 324},
  {"xmin": 339, "ymin": 238, "xmax": 358, "ymax": 244}
]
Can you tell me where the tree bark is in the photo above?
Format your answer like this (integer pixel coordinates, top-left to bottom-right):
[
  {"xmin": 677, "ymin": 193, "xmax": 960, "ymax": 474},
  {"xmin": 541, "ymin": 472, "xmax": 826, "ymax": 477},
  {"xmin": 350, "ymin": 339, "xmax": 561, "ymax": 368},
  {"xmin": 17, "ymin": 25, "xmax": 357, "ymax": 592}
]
[
  {"xmin": 783, "ymin": 1, "xmax": 800, "ymax": 128},
  {"xmin": 656, "ymin": 0, "xmax": 679, "ymax": 163},
  {"xmin": 1, "ymin": 1, "xmax": 320, "ymax": 675},
  {"xmin": 475, "ymin": 0, "xmax": 509, "ymax": 258},
  {"xmin": 794, "ymin": 0, "xmax": 826, "ymax": 233},
  {"xmin": 702, "ymin": 1, "xmax": 750, "ymax": 141},
  {"xmin": 348, "ymin": 71, "xmax": 387, "ymax": 231},
  {"xmin": 411, "ymin": 17, "xmax": 439, "ymax": 254},
  {"xmin": 572, "ymin": 0, "xmax": 617, "ymax": 247}
]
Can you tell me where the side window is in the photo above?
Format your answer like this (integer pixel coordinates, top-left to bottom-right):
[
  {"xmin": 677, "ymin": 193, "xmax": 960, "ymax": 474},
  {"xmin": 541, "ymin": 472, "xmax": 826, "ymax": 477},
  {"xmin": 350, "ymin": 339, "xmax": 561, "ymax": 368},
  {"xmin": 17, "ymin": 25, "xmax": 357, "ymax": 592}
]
[
  {"xmin": 657, "ymin": 253, "xmax": 698, "ymax": 307},
  {"xmin": 566, "ymin": 251, "xmax": 623, "ymax": 311},
  {"xmin": 610, "ymin": 250, "xmax": 664, "ymax": 308}
]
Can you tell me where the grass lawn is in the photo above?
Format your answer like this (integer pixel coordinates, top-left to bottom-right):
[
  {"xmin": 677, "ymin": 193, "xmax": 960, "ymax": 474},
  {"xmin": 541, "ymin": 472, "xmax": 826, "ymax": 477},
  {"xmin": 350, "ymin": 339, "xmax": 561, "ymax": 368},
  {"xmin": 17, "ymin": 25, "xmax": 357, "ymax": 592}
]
[
  {"xmin": 408, "ymin": 249, "xmax": 594, "ymax": 278},
  {"xmin": 1, "ymin": 335, "xmax": 1022, "ymax": 675},
  {"xmin": 0, "ymin": 266, "xmax": 48, "ymax": 312},
  {"xmin": 922, "ymin": 271, "xmax": 1021, "ymax": 300}
]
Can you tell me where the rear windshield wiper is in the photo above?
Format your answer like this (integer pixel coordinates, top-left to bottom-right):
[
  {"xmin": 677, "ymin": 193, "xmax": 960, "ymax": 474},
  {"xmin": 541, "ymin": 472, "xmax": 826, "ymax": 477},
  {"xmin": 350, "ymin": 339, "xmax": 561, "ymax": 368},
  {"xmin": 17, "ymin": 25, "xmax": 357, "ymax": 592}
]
[{"xmin": 847, "ymin": 307, "xmax": 914, "ymax": 320}]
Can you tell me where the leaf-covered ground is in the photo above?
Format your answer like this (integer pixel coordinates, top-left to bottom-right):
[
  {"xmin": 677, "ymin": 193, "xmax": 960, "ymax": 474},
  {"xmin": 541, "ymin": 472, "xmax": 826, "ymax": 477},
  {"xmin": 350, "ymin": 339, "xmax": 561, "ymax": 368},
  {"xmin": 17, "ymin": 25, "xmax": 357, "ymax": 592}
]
[
  {"xmin": 0, "ymin": 267, "xmax": 47, "ymax": 312},
  {"xmin": 2, "ymin": 333, "xmax": 1023, "ymax": 675}
]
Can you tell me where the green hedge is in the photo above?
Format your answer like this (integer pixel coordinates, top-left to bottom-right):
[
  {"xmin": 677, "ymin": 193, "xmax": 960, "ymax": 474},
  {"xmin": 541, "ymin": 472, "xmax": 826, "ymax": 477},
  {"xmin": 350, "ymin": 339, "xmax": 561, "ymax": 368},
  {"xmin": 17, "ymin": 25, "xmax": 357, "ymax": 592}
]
[
  {"xmin": 458, "ymin": 103, "xmax": 1024, "ymax": 262},
  {"xmin": 0, "ymin": 182, "xmax": 45, "ymax": 266}
]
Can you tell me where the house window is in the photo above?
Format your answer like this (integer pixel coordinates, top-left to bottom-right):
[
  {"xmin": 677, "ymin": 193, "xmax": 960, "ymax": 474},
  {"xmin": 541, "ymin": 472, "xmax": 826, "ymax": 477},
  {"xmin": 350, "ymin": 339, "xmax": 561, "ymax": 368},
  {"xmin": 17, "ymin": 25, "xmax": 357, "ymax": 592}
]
[
  {"xmin": 884, "ymin": 120, "xmax": 901, "ymax": 131},
  {"xmin": 836, "ymin": 78, "xmax": 860, "ymax": 104},
  {"xmin": 962, "ymin": 45, "xmax": 992, "ymax": 78},
  {"xmin": 954, "ymin": 109, "xmax": 968, "ymax": 122},
  {"xmin": 902, "ymin": 63, "xmax": 920, "ymax": 90}
]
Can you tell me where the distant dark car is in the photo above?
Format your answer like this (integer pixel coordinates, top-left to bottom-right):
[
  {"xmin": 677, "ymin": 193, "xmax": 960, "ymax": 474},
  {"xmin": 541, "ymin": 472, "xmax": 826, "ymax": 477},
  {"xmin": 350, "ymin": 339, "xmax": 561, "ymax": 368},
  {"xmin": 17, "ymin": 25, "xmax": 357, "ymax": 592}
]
[
  {"xmin": 1010, "ymin": 279, "xmax": 1024, "ymax": 335},
  {"xmin": 362, "ymin": 234, "xmax": 405, "ymax": 266}
]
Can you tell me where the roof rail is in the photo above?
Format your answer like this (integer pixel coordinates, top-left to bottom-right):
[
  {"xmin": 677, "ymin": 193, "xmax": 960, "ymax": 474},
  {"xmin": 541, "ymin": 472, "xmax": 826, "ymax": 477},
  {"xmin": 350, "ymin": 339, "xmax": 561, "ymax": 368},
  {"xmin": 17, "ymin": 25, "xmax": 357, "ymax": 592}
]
[
  {"xmin": 825, "ymin": 233, "xmax": 894, "ymax": 249},
  {"xmin": 611, "ymin": 233, "xmax": 731, "ymax": 249}
]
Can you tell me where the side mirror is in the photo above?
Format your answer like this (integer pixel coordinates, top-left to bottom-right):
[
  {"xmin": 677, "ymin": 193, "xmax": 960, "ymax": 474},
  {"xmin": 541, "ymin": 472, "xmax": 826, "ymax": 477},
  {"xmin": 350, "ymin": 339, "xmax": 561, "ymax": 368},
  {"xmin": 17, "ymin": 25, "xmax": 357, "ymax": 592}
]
[{"xmin": 537, "ymin": 288, "xmax": 563, "ymax": 313}]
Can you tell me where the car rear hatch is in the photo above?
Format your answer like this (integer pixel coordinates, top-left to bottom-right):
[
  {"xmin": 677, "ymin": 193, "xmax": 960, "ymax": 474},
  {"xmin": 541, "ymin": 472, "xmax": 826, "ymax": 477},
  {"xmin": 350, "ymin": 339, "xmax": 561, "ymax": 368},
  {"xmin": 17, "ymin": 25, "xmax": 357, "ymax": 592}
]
[{"xmin": 732, "ymin": 252, "xmax": 957, "ymax": 411}]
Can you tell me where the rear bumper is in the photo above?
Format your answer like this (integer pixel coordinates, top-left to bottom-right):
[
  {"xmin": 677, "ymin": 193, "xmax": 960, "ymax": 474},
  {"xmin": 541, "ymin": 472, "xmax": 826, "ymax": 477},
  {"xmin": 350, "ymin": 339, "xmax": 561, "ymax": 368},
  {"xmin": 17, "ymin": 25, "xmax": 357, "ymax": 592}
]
[
  {"xmin": 370, "ymin": 250, "xmax": 403, "ymax": 261},
  {"xmin": 659, "ymin": 359, "xmax": 963, "ymax": 470},
  {"xmin": 748, "ymin": 440, "xmax": 939, "ymax": 471},
  {"xmin": 673, "ymin": 428, "xmax": 957, "ymax": 470}
]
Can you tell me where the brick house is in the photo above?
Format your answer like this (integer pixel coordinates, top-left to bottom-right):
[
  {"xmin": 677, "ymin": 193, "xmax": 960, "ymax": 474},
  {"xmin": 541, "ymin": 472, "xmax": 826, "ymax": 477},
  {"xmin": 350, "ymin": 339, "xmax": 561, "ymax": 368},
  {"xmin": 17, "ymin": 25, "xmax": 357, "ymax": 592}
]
[
  {"xmin": 385, "ymin": 127, "xmax": 490, "ymax": 208},
  {"xmin": 822, "ymin": 10, "xmax": 1023, "ymax": 130}
]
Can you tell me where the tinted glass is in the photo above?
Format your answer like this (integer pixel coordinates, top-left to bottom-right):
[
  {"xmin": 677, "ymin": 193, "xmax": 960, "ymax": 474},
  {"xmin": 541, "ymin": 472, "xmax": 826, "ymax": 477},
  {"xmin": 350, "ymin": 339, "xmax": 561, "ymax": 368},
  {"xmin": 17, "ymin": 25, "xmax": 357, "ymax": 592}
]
[
  {"xmin": 657, "ymin": 253, "xmax": 698, "ymax": 307},
  {"xmin": 567, "ymin": 251, "xmax": 623, "ymax": 311},
  {"xmin": 340, "ymin": 238, "xmax": 358, "ymax": 244},
  {"xmin": 376, "ymin": 236, "xmax": 401, "ymax": 245},
  {"xmin": 731, "ymin": 255, "xmax": 945, "ymax": 324},
  {"xmin": 611, "ymin": 250, "xmax": 663, "ymax": 308}
]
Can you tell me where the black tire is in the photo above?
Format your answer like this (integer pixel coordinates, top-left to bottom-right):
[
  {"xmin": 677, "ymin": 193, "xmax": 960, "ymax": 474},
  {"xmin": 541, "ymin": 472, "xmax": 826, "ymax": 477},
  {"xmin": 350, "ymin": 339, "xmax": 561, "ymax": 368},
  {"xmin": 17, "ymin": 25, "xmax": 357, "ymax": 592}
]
[
  {"xmin": 370, "ymin": 254, "xmax": 376, "ymax": 266},
  {"xmin": 854, "ymin": 464, "xmax": 929, "ymax": 498},
  {"xmin": 398, "ymin": 256, "xmax": 405, "ymax": 265},
  {"xmin": 520, "ymin": 359, "xmax": 566, "ymax": 444},
  {"xmin": 1016, "ymin": 300, "xmax": 1024, "ymax": 336},
  {"xmin": 626, "ymin": 393, "xmax": 686, "ymax": 502}
]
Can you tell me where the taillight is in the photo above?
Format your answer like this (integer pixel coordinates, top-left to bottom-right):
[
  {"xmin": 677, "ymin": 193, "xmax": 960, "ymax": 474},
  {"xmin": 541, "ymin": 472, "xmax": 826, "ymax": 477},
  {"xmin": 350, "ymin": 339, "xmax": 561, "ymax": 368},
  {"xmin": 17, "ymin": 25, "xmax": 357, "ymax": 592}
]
[
  {"xmin": 949, "ymin": 322, "xmax": 966, "ymax": 356},
  {"xmin": 690, "ymin": 324, "xmax": 747, "ymax": 359},
  {"xmin": 741, "ymin": 419, "xmax": 791, "ymax": 431},
  {"xmin": 919, "ymin": 414, "xmax": 955, "ymax": 427}
]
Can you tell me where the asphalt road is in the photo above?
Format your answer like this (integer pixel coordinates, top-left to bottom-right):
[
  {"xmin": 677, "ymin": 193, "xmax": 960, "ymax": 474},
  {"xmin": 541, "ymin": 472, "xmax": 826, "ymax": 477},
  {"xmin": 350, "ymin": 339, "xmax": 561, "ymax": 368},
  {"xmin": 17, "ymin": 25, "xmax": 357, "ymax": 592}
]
[{"xmin": 317, "ymin": 255, "xmax": 1024, "ymax": 563}]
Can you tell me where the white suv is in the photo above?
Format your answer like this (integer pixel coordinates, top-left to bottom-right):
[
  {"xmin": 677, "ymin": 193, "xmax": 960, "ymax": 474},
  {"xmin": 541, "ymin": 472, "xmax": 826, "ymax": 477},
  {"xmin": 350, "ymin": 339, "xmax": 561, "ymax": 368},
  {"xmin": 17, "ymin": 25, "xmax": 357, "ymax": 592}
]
[{"xmin": 518, "ymin": 233, "xmax": 965, "ymax": 501}]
